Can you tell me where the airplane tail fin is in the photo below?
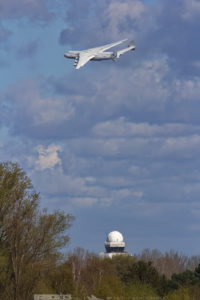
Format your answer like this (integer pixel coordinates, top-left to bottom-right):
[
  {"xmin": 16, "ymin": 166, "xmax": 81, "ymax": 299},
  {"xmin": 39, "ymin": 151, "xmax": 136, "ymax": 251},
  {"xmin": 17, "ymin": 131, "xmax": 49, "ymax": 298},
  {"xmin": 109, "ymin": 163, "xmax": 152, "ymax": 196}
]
[
  {"xmin": 116, "ymin": 41, "xmax": 136, "ymax": 58},
  {"xmin": 128, "ymin": 40, "xmax": 136, "ymax": 50}
]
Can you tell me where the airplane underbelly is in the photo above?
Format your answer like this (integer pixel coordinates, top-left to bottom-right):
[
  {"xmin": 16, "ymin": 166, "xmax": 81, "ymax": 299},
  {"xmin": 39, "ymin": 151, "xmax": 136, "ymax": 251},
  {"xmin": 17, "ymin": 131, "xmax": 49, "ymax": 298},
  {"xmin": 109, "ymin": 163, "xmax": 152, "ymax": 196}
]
[
  {"xmin": 92, "ymin": 53, "xmax": 112, "ymax": 61},
  {"xmin": 64, "ymin": 54, "xmax": 77, "ymax": 59}
]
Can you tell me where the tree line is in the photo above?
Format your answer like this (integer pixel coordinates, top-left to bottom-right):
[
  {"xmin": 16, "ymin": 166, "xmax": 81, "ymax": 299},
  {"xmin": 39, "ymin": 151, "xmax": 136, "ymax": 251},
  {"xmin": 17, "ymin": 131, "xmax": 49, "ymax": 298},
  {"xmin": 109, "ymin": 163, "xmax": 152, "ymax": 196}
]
[
  {"xmin": 0, "ymin": 162, "xmax": 74, "ymax": 299},
  {"xmin": 41, "ymin": 248, "xmax": 200, "ymax": 300},
  {"xmin": 0, "ymin": 162, "xmax": 200, "ymax": 300}
]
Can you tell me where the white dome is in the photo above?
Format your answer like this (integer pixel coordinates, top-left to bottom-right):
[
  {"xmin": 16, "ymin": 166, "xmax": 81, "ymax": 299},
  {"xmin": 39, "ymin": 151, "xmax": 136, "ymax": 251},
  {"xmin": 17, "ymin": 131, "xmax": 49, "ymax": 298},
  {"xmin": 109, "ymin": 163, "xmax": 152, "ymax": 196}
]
[{"xmin": 107, "ymin": 231, "xmax": 124, "ymax": 243}]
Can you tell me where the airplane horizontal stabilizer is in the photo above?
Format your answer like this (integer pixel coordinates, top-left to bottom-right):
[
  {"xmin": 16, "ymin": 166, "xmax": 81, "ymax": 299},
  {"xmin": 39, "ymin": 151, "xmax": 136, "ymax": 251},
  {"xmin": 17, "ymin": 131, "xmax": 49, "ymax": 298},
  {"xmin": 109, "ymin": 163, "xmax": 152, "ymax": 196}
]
[{"xmin": 116, "ymin": 43, "xmax": 136, "ymax": 58}]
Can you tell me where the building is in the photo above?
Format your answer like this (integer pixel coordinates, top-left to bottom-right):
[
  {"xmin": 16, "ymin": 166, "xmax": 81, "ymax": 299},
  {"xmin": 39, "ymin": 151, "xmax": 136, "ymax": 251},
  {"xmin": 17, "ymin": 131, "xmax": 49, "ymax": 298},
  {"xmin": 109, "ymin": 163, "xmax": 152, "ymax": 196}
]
[{"xmin": 100, "ymin": 230, "xmax": 128, "ymax": 258}]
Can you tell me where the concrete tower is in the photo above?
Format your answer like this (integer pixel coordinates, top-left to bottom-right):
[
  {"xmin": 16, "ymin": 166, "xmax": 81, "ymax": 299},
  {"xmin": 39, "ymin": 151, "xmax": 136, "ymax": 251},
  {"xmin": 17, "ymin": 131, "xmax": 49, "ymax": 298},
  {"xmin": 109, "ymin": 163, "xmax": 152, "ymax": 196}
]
[{"xmin": 100, "ymin": 231, "xmax": 127, "ymax": 258}]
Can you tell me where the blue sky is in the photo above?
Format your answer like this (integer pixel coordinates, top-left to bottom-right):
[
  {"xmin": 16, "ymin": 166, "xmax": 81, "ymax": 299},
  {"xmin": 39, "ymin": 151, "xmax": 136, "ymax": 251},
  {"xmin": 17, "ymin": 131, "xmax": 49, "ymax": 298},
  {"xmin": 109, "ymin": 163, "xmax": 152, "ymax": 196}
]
[{"xmin": 1, "ymin": 0, "xmax": 200, "ymax": 256}]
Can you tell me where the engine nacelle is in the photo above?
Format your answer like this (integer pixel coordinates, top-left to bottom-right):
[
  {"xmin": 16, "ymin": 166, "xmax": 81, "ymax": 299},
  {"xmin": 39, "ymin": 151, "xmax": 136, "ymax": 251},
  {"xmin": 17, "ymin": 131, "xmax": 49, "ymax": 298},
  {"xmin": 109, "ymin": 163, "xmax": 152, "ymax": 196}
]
[
  {"xmin": 111, "ymin": 51, "xmax": 118, "ymax": 61},
  {"xmin": 74, "ymin": 55, "xmax": 79, "ymax": 64}
]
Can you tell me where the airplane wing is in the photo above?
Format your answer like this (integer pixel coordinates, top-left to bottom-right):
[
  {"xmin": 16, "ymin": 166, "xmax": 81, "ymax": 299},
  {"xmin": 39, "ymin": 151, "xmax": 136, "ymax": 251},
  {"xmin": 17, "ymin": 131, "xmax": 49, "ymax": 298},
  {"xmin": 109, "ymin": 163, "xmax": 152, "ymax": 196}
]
[
  {"xmin": 75, "ymin": 52, "xmax": 95, "ymax": 69},
  {"xmin": 90, "ymin": 39, "xmax": 128, "ymax": 53},
  {"xmin": 74, "ymin": 39, "xmax": 128, "ymax": 69}
]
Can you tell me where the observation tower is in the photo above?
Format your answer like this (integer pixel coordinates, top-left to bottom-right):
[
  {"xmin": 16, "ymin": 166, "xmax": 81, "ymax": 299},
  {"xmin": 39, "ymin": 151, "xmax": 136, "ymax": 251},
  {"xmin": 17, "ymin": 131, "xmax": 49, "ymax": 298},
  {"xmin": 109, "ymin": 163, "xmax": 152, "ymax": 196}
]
[{"xmin": 100, "ymin": 231, "xmax": 127, "ymax": 258}]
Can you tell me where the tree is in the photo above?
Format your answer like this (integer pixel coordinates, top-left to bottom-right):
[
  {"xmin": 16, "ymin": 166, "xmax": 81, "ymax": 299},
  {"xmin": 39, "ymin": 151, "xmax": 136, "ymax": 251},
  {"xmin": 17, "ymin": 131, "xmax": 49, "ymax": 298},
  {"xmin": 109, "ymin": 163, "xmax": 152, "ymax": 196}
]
[
  {"xmin": 125, "ymin": 283, "xmax": 158, "ymax": 300},
  {"xmin": 169, "ymin": 270, "xmax": 198, "ymax": 290},
  {"xmin": 111, "ymin": 254, "xmax": 136, "ymax": 284},
  {"xmin": 111, "ymin": 257, "xmax": 168, "ymax": 297},
  {"xmin": 0, "ymin": 162, "xmax": 74, "ymax": 300},
  {"xmin": 62, "ymin": 249, "xmax": 125, "ymax": 299},
  {"xmin": 138, "ymin": 249, "xmax": 189, "ymax": 278},
  {"xmin": 82, "ymin": 254, "xmax": 124, "ymax": 298},
  {"xmin": 165, "ymin": 287, "xmax": 190, "ymax": 300},
  {"xmin": 68, "ymin": 247, "xmax": 90, "ymax": 295},
  {"xmin": 194, "ymin": 264, "xmax": 200, "ymax": 280},
  {"xmin": 187, "ymin": 256, "xmax": 200, "ymax": 271},
  {"xmin": 188, "ymin": 285, "xmax": 200, "ymax": 300},
  {"xmin": 47, "ymin": 260, "xmax": 74, "ymax": 295},
  {"xmin": 168, "ymin": 263, "xmax": 200, "ymax": 293}
]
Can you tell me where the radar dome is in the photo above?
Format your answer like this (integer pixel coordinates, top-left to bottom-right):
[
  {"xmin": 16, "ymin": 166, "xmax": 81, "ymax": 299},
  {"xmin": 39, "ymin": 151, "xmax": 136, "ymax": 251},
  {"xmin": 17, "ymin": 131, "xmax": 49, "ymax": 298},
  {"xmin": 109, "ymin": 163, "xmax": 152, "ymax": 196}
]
[
  {"xmin": 102, "ymin": 230, "xmax": 127, "ymax": 258},
  {"xmin": 106, "ymin": 231, "xmax": 124, "ymax": 243}
]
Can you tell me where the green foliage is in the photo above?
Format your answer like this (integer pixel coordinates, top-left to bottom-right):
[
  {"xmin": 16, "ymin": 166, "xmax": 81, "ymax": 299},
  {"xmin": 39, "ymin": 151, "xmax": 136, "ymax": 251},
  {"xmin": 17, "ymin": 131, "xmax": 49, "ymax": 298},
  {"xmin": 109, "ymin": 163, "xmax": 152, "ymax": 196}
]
[
  {"xmin": 111, "ymin": 254, "xmax": 136, "ymax": 284},
  {"xmin": 165, "ymin": 287, "xmax": 191, "ymax": 300},
  {"xmin": 48, "ymin": 261, "xmax": 75, "ymax": 295},
  {"xmin": 0, "ymin": 162, "xmax": 74, "ymax": 300},
  {"xmin": 111, "ymin": 256, "xmax": 168, "ymax": 296},
  {"xmin": 169, "ymin": 270, "xmax": 198, "ymax": 289},
  {"xmin": 95, "ymin": 273, "xmax": 124, "ymax": 299},
  {"xmin": 34, "ymin": 279, "xmax": 56, "ymax": 295},
  {"xmin": 124, "ymin": 283, "xmax": 158, "ymax": 299},
  {"xmin": 194, "ymin": 264, "xmax": 200, "ymax": 280},
  {"xmin": 168, "ymin": 263, "xmax": 200, "ymax": 293},
  {"xmin": 187, "ymin": 285, "xmax": 200, "ymax": 300},
  {"xmin": 66, "ymin": 249, "xmax": 124, "ymax": 298}
]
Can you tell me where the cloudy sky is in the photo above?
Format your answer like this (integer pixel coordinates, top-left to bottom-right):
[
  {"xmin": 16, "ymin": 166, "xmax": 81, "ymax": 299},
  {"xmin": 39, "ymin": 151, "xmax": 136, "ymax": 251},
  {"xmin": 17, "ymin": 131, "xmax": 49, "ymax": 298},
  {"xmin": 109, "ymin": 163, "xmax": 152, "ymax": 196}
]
[{"xmin": 1, "ymin": 0, "xmax": 200, "ymax": 255}]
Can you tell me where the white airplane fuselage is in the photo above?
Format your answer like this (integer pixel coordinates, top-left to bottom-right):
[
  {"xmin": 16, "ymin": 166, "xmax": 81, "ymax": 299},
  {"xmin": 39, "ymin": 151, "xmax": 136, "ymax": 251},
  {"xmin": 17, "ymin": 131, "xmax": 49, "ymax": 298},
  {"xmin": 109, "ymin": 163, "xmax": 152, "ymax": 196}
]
[{"xmin": 64, "ymin": 51, "xmax": 115, "ymax": 61}]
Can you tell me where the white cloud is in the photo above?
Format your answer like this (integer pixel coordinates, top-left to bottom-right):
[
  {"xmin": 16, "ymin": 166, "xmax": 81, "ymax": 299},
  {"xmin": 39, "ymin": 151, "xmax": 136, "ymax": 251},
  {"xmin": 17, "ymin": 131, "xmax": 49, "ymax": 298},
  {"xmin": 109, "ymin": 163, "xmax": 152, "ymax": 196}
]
[
  {"xmin": 182, "ymin": 0, "xmax": 200, "ymax": 20},
  {"xmin": 32, "ymin": 97, "xmax": 75, "ymax": 126},
  {"xmin": 111, "ymin": 188, "xmax": 143, "ymax": 202},
  {"xmin": 72, "ymin": 197, "xmax": 98, "ymax": 207},
  {"xmin": 0, "ymin": 0, "xmax": 54, "ymax": 21},
  {"xmin": 92, "ymin": 118, "xmax": 200, "ymax": 138},
  {"xmin": 32, "ymin": 144, "xmax": 62, "ymax": 170},
  {"xmin": 174, "ymin": 78, "xmax": 200, "ymax": 101},
  {"xmin": 104, "ymin": 0, "xmax": 148, "ymax": 39},
  {"xmin": 159, "ymin": 135, "xmax": 200, "ymax": 159},
  {"xmin": 28, "ymin": 160, "xmax": 145, "ymax": 208},
  {"xmin": 69, "ymin": 132, "xmax": 200, "ymax": 161},
  {"xmin": 32, "ymin": 167, "xmax": 107, "ymax": 198},
  {"xmin": 4, "ymin": 79, "xmax": 75, "ymax": 132},
  {"xmin": 92, "ymin": 57, "xmax": 171, "ymax": 115},
  {"xmin": 7, "ymin": 56, "xmax": 200, "ymax": 139}
]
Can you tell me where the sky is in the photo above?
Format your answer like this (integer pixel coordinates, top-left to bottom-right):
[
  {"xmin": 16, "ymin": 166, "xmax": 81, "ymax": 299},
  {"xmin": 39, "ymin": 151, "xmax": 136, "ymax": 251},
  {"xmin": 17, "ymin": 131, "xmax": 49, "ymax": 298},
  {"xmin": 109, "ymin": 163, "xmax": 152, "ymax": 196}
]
[{"xmin": 1, "ymin": 0, "xmax": 200, "ymax": 256}]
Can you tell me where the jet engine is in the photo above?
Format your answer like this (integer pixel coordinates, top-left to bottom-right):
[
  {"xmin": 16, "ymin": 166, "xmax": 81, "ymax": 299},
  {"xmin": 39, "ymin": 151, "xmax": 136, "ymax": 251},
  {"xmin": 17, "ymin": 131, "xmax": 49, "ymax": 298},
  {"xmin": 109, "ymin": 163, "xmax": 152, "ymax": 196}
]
[
  {"xmin": 74, "ymin": 55, "xmax": 79, "ymax": 67},
  {"xmin": 111, "ymin": 51, "xmax": 118, "ymax": 61}
]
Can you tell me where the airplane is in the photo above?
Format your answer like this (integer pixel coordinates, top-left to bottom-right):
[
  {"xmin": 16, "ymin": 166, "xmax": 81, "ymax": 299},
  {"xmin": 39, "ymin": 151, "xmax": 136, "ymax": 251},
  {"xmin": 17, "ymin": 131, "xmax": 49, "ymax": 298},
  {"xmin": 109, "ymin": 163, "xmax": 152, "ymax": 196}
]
[{"xmin": 64, "ymin": 39, "xmax": 136, "ymax": 69}]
